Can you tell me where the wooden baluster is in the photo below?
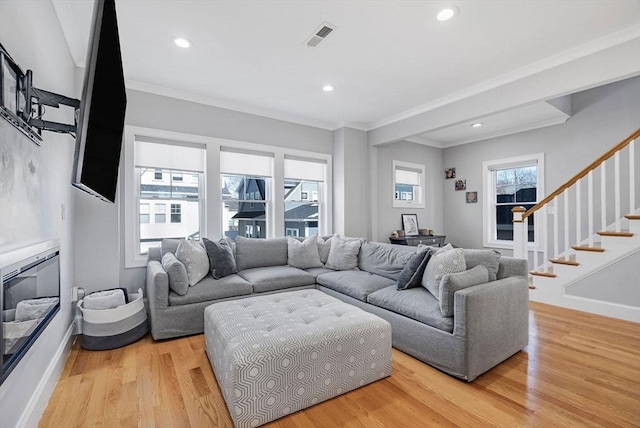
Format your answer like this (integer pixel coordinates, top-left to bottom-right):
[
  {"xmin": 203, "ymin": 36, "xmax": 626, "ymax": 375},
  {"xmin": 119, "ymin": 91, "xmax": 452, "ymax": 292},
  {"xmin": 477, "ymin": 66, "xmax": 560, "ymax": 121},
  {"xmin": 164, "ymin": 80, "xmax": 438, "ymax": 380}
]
[
  {"xmin": 576, "ymin": 179, "xmax": 581, "ymax": 247},
  {"xmin": 588, "ymin": 170, "xmax": 594, "ymax": 247},
  {"xmin": 564, "ymin": 189, "xmax": 570, "ymax": 257},
  {"xmin": 553, "ymin": 196, "xmax": 559, "ymax": 260},
  {"xmin": 630, "ymin": 140, "xmax": 636, "ymax": 213},
  {"xmin": 615, "ymin": 151, "xmax": 621, "ymax": 232},
  {"xmin": 601, "ymin": 160, "xmax": 607, "ymax": 232}
]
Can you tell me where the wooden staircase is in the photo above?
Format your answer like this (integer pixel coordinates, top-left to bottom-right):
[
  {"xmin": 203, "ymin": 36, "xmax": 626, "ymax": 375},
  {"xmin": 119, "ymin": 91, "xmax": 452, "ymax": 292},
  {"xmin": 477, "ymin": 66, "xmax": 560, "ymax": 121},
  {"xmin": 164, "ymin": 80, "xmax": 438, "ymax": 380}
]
[{"xmin": 512, "ymin": 128, "xmax": 640, "ymax": 321}]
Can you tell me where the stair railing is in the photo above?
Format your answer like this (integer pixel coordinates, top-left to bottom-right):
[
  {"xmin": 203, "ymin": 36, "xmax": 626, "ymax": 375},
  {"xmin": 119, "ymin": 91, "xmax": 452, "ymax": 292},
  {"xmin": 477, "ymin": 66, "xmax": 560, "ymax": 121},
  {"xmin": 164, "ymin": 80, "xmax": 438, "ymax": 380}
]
[{"xmin": 513, "ymin": 127, "xmax": 640, "ymax": 274}]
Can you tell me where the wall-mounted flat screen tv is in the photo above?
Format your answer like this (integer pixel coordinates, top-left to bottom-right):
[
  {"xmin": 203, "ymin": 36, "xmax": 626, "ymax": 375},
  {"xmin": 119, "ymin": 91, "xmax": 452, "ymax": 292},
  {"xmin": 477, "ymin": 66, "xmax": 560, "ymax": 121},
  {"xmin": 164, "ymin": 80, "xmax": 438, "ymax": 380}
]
[{"xmin": 72, "ymin": 0, "xmax": 126, "ymax": 203}]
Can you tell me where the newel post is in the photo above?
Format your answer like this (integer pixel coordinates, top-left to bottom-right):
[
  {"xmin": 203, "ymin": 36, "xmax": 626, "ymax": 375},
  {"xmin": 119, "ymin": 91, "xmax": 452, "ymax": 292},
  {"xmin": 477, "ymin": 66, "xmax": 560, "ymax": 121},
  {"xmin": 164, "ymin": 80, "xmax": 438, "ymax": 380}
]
[{"xmin": 512, "ymin": 206, "xmax": 527, "ymax": 260}]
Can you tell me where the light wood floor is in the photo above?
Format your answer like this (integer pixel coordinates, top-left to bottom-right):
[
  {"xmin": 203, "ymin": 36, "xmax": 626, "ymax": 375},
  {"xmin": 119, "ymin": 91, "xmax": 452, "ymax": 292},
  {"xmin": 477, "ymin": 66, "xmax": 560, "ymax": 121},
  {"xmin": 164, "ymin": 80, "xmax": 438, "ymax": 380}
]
[{"xmin": 40, "ymin": 302, "xmax": 640, "ymax": 427}]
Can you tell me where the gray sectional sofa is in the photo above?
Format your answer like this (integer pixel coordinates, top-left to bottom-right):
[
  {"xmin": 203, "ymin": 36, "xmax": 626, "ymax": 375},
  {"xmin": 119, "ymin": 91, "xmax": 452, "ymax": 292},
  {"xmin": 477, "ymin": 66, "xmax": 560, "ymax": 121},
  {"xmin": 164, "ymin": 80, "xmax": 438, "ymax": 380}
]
[{"xmin": 146, "ymin": 235, "xmax": 529, "ymax": 381}]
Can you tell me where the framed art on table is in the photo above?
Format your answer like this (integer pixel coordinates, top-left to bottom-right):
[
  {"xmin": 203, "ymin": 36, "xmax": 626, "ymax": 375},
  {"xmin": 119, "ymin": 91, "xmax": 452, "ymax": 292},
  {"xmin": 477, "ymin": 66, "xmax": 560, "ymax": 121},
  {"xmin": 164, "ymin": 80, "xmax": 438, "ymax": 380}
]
[{"xmin": 401, "ymin": 214, "xmax": 419, "ymax": 236}]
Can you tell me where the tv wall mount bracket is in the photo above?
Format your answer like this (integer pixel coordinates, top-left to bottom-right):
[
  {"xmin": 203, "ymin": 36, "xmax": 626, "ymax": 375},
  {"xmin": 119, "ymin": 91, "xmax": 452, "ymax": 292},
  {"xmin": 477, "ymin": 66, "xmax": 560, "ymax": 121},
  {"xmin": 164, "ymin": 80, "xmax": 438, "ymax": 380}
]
[{"xmin": 0, "ymin": 44, "xmax": 79, "ymax": 144}]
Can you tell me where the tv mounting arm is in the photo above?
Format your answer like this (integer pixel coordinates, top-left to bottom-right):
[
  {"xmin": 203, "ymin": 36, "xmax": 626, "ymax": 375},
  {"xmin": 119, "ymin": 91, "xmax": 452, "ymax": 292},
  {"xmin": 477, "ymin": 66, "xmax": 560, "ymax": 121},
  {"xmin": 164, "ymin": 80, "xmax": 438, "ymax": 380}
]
[{"xmin": 22, "ymin": 70, "xmax": 80, "ymax": 135}]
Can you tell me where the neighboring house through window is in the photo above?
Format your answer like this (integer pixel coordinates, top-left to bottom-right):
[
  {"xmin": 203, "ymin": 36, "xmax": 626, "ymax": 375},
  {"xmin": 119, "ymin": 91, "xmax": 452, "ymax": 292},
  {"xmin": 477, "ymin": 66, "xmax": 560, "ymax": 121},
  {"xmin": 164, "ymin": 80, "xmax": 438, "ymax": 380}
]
[
  {"xmin": 482, "ymin": 153, "xmax": 544, "ymax": 248},
  {"xmin": 393, "ymin": 160, "xmax": 425, "ymax": 208}
]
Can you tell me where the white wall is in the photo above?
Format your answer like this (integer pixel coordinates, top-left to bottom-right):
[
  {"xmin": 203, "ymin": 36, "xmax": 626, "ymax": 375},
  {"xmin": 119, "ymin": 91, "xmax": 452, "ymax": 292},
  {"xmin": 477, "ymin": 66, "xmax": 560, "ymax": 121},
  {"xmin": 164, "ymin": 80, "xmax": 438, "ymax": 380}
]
[
  {"xmin": 442, "ymin": 76, "xmax": 640, "ymax": 252},
  {"xmin": 0, "ymin": 1, "xmax": 78, "ymax": 426},
  {"xmin": 373, "ymin": 141, "xmax": 444, "ymax": 242}
]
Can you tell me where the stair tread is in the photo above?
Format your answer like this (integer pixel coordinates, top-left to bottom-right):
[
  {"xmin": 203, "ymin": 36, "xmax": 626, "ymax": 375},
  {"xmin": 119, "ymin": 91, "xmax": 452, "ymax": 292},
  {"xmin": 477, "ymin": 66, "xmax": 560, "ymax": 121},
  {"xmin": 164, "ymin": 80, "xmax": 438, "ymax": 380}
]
[
  {"xmin": 597, "ymin": 230, "xmax": 634, "ymax": 237},
  {"xmin": 625, "ymin": 214, "xmax": 640, "ymax": 220},
  {"xmin": 549, "ymin": 258, "xmax": 579, "ymax": 266},
  {"xmin": 530, "ymin": 271, "xmax": 557, "ymax": 278},
  {"xmin": 572, "ymin": 245, "xmax": 606, "ymax": 252}
]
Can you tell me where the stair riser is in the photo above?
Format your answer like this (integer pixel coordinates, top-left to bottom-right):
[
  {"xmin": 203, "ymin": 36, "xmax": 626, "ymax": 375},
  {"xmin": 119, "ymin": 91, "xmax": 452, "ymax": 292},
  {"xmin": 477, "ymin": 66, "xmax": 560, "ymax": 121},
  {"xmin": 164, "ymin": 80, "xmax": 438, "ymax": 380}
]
[
  {"xmin": 550, "ymin": 263, "xmax": 588, "ymax": 279},
  {"xmin": 629, "ymin": 220, "xmax": 640, "ymax": 234},
  {"xmin": 600, "ymin": 235, "xmax": 640, "ymax": 251}
]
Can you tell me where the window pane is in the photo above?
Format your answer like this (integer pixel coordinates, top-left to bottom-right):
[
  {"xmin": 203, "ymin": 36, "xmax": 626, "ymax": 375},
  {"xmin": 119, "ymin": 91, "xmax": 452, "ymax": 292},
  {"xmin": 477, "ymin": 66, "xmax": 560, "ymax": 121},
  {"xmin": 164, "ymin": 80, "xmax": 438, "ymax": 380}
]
[
  {"xmin": 222, "ymin": 174, "xmax": 269, "ymax": 239},
  {"xmin": 495, "ymin": 204, "xmax": 536, "ymax": 242},
  {"xmin": 138, "ymin": 167, "xmax": 201, "ymax": 255},
  {"xmin": 395, "ymin": 184, "xmax": 415, "ymax": 201},
  {"xmin": 155, "ymin": 203, "xmax": 166, "ymax": 223},
  {"xmin": 285, "ymin": 180, "xmax": 319, "ymax": 238}
]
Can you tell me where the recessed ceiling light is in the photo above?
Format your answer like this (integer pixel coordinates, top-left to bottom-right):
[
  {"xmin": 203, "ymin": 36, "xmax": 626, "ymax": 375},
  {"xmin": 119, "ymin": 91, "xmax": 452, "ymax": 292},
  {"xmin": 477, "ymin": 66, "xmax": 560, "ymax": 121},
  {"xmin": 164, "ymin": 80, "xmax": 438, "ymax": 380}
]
[
  {"xmin": 437, "ymin": 6, "xmax": 459, "ymax": 21},
  {"xmin": 471, "ymin": 122, "xmax": 483, "ymax": 128},
  {"xmin": 322, "ymin": 85, "xmax": 334, "ymax": 92},
  {"xmin": 173, "ymin": 37, "xmax": 192, "ymax": 48}
]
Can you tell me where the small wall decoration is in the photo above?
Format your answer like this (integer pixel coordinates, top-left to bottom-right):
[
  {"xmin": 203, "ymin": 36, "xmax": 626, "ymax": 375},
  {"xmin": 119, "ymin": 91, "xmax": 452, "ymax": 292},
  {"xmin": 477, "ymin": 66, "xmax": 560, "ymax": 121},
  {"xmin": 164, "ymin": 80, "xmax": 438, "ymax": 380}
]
[
  {"xmin": 445, "ymin": 168, "xmax": 456, "ymax": 179},
  {"xmin": 455, "ymin": 179, "xmax": 466, "ymax": 191},
  {"xmin": 466, "ymin": 191, "xmax": 478, "ymax": 203},
  {"xmin": 401, "ymin": 214, "xmax": 419, "ymax": 236}
]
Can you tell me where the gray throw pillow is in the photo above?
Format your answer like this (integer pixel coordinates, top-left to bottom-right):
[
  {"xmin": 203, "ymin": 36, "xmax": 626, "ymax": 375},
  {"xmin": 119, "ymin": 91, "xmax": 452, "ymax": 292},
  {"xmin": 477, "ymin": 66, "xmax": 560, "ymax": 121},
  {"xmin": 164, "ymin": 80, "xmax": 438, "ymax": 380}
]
[
  {"xmin": 202, "ymin": 237, "xmax": 238, "ymax": 279},
  {"xmin": 422, "ymin": 247, "xmax": 466, "ymax": 299},
  {"xmin": 325, "ymin": 237, "xmax": 361, "ymax": 270},
  {"xmin": 462, "ymin": 249, "xmax": 501, "ymax": 281},
  {"xmin": 287, "ymin": 236, "xmax": 323, "ymax": 269},
  {"xmin": 439, "ymin": 265, "xmax": 489, "ymax": 317},
  {"xmin": 175, "ymin": 239, "xmax": 210, "ymax": 286},
  {"xmin": 161, "ymin": 252, "xmax": 189, "ymax": 295},
  {"xmin": 396, "ymin": 248, "xmax": 433, "ymax": 290}
]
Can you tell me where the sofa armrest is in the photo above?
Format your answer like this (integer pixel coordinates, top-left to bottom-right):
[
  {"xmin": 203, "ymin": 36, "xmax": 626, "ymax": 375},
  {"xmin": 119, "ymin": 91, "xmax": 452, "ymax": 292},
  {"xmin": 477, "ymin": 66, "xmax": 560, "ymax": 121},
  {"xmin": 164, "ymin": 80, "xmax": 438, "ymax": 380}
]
[
  {"xmin": 453, "ymin": 276, "xmax": 529, "ymax": 380},
  {"xmin": 147, "ymin": 260, "xmax": 169, "ymax": 309}
]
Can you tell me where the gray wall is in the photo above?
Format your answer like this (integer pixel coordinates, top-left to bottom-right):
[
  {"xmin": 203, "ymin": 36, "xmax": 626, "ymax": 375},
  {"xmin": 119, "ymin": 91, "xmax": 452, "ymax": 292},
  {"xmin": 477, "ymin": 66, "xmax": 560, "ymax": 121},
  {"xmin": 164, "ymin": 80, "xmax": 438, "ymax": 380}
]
[
  {"xmin": 373, "ymin": 141, "xmax": 444, "ymax": 243},
  {"xmin": 0, "ymin": 1, "xmax": 78, "ymax": 426},
  {"xmin": 333, "ymin": 127, "xmax": 370, "ymax": 239},
  {"xmin": 442, "ymin": 76, "xmax": 640, "ymax": 252}
]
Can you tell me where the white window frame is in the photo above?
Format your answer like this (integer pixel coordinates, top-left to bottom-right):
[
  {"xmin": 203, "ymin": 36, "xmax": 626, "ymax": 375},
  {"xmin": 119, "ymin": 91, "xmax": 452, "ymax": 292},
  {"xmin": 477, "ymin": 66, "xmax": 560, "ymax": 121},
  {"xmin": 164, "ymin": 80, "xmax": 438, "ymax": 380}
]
[
  {"xmin": 392, "ymin": 160, "xmax": 425, "ymax": 208},
  {"xmin": 482, "ymin": 153, "xmax": 544, "ymax": 249},
  {"xmin": 124, "ymin": 126, "xmax": 332, "ymax": 267},
  {"xmin": 286, "ymin": 228, "xmax": 299, "ymax": 237}
]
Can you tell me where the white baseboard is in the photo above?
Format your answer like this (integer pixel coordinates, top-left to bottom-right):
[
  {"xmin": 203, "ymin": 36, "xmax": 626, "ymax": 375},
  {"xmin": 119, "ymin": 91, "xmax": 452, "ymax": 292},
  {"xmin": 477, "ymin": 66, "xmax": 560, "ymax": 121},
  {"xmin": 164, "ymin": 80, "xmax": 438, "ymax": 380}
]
[{"xmin": 19, "ymin": 323, "xmax": 76, "ymax": 428}]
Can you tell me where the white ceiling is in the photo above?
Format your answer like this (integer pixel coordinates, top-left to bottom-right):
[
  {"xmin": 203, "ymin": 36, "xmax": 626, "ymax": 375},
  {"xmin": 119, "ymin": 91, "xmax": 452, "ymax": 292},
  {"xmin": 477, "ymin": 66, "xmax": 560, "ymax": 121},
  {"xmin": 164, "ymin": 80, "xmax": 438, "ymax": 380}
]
[{"xmin": 51, "ymin": 0, "xmax": 640, "ymax": 145}]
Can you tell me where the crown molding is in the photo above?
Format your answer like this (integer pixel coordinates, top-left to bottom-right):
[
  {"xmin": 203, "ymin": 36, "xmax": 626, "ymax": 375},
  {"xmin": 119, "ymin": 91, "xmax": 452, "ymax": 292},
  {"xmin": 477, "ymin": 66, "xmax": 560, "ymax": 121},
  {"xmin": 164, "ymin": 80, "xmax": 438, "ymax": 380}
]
[
  {"xmin": 369, "ymin": 24, "xmax": 640, "ymax": 131},
  {"xmin": 126, "ymin": 80, "xmax": 337, "ymax": 131},
  {"xmin": 403, "ymin": 137, "xmax": 444, "ymax": 149}
]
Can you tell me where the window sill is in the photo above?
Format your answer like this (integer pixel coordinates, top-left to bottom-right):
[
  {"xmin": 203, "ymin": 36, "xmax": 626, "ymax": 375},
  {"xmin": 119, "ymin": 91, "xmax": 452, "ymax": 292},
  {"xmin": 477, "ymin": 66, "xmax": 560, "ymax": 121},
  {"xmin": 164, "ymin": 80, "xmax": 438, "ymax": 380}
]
[{"xmin": 393, "ymin": 201, "xmax": 425, "ymax": 209}]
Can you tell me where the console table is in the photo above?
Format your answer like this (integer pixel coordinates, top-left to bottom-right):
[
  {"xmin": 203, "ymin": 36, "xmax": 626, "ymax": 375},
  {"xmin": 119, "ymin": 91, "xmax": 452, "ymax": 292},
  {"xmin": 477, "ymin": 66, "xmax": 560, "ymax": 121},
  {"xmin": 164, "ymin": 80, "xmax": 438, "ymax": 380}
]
[{"xmin": 389, "ymin": 234, "xmax": 446, "ymax": 247}]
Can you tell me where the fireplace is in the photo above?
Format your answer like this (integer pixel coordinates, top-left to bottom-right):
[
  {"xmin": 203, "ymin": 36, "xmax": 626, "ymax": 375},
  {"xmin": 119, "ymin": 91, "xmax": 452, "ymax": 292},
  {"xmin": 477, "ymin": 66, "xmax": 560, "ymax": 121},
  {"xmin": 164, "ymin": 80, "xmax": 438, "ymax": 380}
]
[{"xmin": 1, "ymin": 244, "xmax": 60, "ymax": 384}]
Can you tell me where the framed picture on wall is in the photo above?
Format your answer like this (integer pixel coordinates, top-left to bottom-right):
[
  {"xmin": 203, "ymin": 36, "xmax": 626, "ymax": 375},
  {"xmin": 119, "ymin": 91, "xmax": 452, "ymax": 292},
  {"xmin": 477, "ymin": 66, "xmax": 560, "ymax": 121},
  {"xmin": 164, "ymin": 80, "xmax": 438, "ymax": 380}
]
[
  {"xmin": 445, "ymin": 168, "xmax": 456, "ymax": 179},
  {"xmin": 466, "ymin": 191, "xmax": 478, "ymax": 203},
  {"xmin": 455, "ymin": 179, "xmax": 466, "ymax": 191},
  {"xmin": 401, "ymin": 214, "xmax": 419, "ymax": 236}
]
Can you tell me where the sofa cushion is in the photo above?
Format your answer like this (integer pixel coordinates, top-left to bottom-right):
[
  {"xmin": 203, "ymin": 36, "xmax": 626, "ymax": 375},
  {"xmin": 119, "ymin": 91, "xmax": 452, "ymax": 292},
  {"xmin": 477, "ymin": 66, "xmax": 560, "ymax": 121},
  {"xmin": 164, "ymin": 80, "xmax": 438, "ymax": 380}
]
[
  {"xmin": 439, "ymin": 265, "xmax": 489, "ymax": 317},
  {"xmin": 423, "ymin": 247, "xmax": 466, "ymax": 299},
  {"xmin": 202, "ymin": 237, "xmax": 238, "ymax": 279},
  {"xmin": 168, "ymin": 274, "xmax": 252, "ymax": 306},
  {"xmin": 396, "ymin": 248, "xmax": 433, "ymax": 290},
  {"xmin": 287, "ymin": 236, "xmax": 323, "ymax": 269},
  {"xmin": 463, "ymin": 249, "xmax": 501, "ymax": 281},
  {"xmin": 161, "ymin": 252, "xmax": 189, "ymax": 296},
  {"xmin": 235, "ymin": 236, "xmax": 288, "ymax": 271},
  {"xmin": 237, "ymin": 266, "xmax": 315, "ymax": 293},
  {"xmin": 304, "ymin": 266, "xmax": 336, "ymax": 279},
  {"xmin": 358, "ymin": 241, "xmax": 416, "ymax": 280},
  {"xmin": 175, "ymin": 239, "xmax": 210, "ymax": 286},
  {"xmin": 325, "ymin": 237, "xmax": 361, "ymax": 270},
  {"xmin": 161, "ymin": 238, "xmax": 182, "ymax": 256},
  {"xmin": 316, "ymin": 270, "xmax": 395, "ymax": 302},
  {"xmin": 367, "ymin": 286, "xmax": 454, "ymax": 333}
]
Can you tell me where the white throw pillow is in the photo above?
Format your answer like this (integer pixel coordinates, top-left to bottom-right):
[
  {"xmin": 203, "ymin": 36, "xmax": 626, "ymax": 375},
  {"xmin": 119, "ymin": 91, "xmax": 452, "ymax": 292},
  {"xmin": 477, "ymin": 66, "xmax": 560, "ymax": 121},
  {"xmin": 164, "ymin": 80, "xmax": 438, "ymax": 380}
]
[
  {"xmin": 325, "ymin": 237, "xmax": 361, "ymax": 270},
  {"xmin": 317, "ymin": 234, "xmax": 336, "ymax": 264},
  {"xmin": 175, "ymin": 239, "xmax": 210, "ymax": 286},
  {"xmin": 422, "ymin": 247, "xmax": 466, "ymax": 299},
  {"xmin": 287, "ymin": 236, "xmax": 323, "ymax": 269}
]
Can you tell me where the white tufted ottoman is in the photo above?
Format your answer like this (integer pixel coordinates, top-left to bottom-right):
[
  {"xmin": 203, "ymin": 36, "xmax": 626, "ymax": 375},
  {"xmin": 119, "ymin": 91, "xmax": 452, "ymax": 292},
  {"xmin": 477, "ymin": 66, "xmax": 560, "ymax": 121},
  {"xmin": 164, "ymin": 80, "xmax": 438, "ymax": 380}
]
[{"xmin": 204, "ymin": 289, "xmax": 392, "ymax": 428}]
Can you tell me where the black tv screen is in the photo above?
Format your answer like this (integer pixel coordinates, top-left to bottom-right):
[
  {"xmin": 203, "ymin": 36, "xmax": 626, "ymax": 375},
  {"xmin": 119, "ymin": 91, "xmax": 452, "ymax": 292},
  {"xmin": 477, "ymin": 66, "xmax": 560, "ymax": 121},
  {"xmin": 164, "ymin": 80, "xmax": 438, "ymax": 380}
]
[{"xmin": 72, "ymin": 0, "xmax": 126, "ymax": 203}]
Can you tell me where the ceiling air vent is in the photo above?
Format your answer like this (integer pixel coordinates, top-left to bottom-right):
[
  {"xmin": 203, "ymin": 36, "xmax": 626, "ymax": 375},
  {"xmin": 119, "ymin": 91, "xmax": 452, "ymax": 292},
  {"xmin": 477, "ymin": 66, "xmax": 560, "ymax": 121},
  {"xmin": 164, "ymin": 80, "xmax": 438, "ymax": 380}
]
[{"xmin": 306, "ymin": 23, "xmax": 336, "ymax": 47}]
